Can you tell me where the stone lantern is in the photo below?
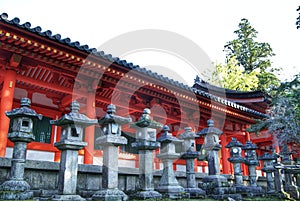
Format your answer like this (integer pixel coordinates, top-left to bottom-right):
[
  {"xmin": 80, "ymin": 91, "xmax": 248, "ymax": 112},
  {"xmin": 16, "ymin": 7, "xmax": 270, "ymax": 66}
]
[
  {"xmin": 197, "ymin": 120, "xmax": 241, "ymax": 200},
  {"xmin": 226, "ymin": 137, "xmax": 245, "ymax": 187},
  {"xmin": 197, "ymin": 119, "xmax": 222, "ymax": 175},
  {"xmin": 279, "ymin": 145, "xmax": 299, "ymax": 199},
  {"xmin": 92, "ymin": 104, "xmax": 132, "ymax": 201},
  {"xmin": 259, "ymin": 152, "xmax": 278, "ymax": 194},
  {"xmin": 157, "ymin": 125, "xmax": 185, "ymax": 199},
  {"xmin": 178, "ymin": 127, "xmax": 206, "ymax": 198},
  {"xmin": 242, "ymin": 141, "xmax": 265, "ymax": 196},
  {"xmin": 0, "ymin": 98, "xmax": 42, "ymax": 200},
  {"xmin": 51, "ymin": 100, "xmax": 98, "ymax": 201},
  {"xmin": 131, "ymin": 108, "xmax": 162, "ymax": 199},
  {"xmin": 242, "ymin": 141, "xmax": 259, "ymax": 187}
]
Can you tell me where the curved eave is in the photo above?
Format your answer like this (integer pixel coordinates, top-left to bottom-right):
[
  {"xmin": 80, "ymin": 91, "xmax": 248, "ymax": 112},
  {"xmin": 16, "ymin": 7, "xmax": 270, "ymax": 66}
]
[{"xmin": 193, "ymin": 81, "xmax": 272, "ymax": 103}]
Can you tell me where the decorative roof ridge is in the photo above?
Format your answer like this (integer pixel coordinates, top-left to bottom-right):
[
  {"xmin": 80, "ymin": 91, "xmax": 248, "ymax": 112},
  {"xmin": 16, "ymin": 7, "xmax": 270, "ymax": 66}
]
[
  {"xmin": 0, "ymin": 12, "xmax": 267, "ymax": 119},
  {"xmin": 191, "ymin": 87, "xmax": 268, "ymax": 118},
  {"xmin": 193, "ymin": 77, "xmax": 271, "ymax": 98}
]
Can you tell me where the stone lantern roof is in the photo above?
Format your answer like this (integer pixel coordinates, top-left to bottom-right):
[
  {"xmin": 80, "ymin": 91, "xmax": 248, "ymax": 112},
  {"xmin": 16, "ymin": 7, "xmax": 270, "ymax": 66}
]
[
  {"xmin": 157, "ymin": 125, "xmax": 182, "ymax": 144},
  {"xmin": 258, "ymin": 152, "xmax": 279, "ymax": 161},
  {"xmin": 50, "ymin": 101, "xmax": 97, "ymax": 126},
  {"xmin": 225, "ymin": 137, "xmax": 243, "ymax": 148},
  {"xmin": 131, "ymin": 108, "xmax": 163, "ymax": 129},
  {"xmin": 178, "ymin": 127, "xmax": 198, "ymax": 140},
  {"xmin": 6, "ymin": 98, "xmax": 42, "ymax": 120},
  {"xmin": 242, "ymin": 141, "xmax": 258, "ymax": 150},
  {"xmin": 197, "ymin": 119, "xmax": 222, "ymax": 137},
  {"xmin": 98, "ymin": 104, "xmax": 132, "ymax": 127}
]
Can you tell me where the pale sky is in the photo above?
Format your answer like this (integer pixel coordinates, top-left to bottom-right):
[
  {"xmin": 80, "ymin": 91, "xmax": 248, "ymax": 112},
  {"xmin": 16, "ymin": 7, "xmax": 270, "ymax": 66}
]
[{"xmin": 1, "ymin": 0, "xmax": 299, "ymax": 86}]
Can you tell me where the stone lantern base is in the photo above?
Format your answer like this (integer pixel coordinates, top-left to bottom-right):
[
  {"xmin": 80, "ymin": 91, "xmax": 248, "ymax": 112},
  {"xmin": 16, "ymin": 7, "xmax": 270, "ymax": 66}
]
[
  {"xmin": 156, "ymin": 185, "xmax": 187, "ymax": 199},
  {"xmin": 185, "ymin": 187, "xmax": 206, "ymax": 198},
  {"xmin": 52, "ymin": 194, "xmax": 86, "ymax": 201},
  {"xmin": 92, "ymin": 189, "xmax": 128, "ymax": 201},
  {"xmin": 0, "ymin": 180, "xmax": 33, "ymax": 200},
  {"xmin": 235, "ymin": 185, "xmax": 265, "ymax": 196},
  {"xmin": 199, "ymin": 175, "xmax": 242, "ymax": 200},
  {"xmin": 133, "ymin": 190, "xmax": 162, "ymax": 199}
]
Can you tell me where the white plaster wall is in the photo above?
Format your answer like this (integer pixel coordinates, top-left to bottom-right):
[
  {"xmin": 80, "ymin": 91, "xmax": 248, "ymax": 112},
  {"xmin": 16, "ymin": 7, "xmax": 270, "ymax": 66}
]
[
  {"xmin": 6, "ymin": 148, "xmax": 55, "ymax": 162},
  {"xmin": 27, "ymin": 150, "xmax": 54, "ymax": 162},
  {"xmin": 93, "ymin": 156, "xmax": 103, "ymax": 166},
  {"xmin": 78, "ymin": 155, "xmax": 84, "ymax": 164},
  {"xmin": 176, "ymin": 164, "xmax": 186, "ymax": 172},
  {"xmin": 197, "ymin": 166, "xmax": 203, "ymax": 173},
  {"xmin": 204, "ymin": 166, "xmax": 208, "ymax": 173},
  {"xmin": 257, "ymin": 170, "xmax": 262, "ymax": 176},
  {"xmin": 118, "ymin": 159, "xmax": 135, "ymax": 168},
  {"xmin": 5, "ymin": 147, "xmax": 13, "ymax": 158}
]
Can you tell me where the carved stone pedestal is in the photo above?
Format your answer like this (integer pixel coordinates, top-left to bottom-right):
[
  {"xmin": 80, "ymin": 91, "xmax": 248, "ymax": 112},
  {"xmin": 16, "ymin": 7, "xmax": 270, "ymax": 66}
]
[
  {"xmin": 0, "ymin": 98, "xmax": 41, "ymax": 200},
  {"xmin": 131, "ymin": 110, "xmax": 163, "ymax": 200},
  {"xmin": 52, "ymin": 194, "xmax": 85, "ymax": 201},
  {"xmin": 179, "ymin": 127, "xmax": 206, "ymax": 198},
  {"xmin": 92, "ymin": 104, "xmax": 131, "ymax": 201},
  {"xmin": 92, "ymin": 135, "xmax": 128, "ymax": 201},
  {"xmin": 51, "ymin": 101, "xmax": 98, "ymax": 201},
  {"xmin": 156, "ymin": 126, "xmax": 186, "ymax": 199}
]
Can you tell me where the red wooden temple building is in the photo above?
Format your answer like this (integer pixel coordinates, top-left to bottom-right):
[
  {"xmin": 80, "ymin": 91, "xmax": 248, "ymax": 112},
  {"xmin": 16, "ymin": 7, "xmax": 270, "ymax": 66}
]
[{"xmin": 0, "ymin": 13, "xmax": 278, "ymax": 176}]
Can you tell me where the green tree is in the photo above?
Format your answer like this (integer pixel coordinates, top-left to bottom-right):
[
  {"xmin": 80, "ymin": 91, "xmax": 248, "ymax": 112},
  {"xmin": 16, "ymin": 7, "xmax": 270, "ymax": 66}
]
[
  {"xmin": 224, "ymin": 18, "xmax": 280, "ymax": 92},
  {"xmin": 247, "ymin": 73, "xmax": 300, "ymax": 150},
  {"xmin": 206, "ymin": 56, "xmax": 259, "ymax": 91}
]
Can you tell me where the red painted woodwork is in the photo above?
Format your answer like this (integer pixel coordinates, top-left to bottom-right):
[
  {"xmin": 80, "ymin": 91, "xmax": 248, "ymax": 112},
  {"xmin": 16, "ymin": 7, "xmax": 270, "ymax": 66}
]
[
  {"xmin": 0, "ymin": 69, "xmax": 16, "ymax": 156},
  {"xmin": 0, "ymin": 15, "xmax": 280, "ymax": 177},
  {"xmin": 84, "ymin": 93, "xmax": 96, "ymax": 164}
]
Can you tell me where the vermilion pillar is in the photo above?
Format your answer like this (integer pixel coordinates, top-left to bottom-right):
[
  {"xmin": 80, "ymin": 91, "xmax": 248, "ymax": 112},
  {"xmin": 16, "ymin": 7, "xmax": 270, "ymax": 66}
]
[
  {"xmin": 245, "ymin": 132, "xmax": 251, "ymax": 141},
  {"xmin": 220, "ymin": 134, "xmax": 229, "ymax": 174},
  {"xmin": 0, "ymin": 69, "xmax": 17, "ymax": 157},
  {"xmin": 84, "ymin": 93, "xmax": 96, "ymax": 164}
]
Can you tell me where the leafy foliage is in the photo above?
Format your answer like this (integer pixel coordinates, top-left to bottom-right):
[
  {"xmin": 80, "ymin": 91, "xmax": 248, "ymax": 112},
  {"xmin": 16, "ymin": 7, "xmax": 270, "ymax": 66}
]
[
  {"xmin": 206, "ymin": 56, "xmax": 259, "ymax": 91},
  {"xmin": 223, "ymin": 18, "xmax": 280, "ymax": 92},
  {"xmin": 247, "ymin": 74, "xmax": 300, "ymax": 148}
]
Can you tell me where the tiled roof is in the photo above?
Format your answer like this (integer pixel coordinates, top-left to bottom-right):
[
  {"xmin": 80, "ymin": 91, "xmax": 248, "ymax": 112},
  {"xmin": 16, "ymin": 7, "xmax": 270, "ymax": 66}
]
[
  {"xmin": 0, "ymin": 13, "xmax": 268, "ymax": 119},
  {"xmin": 193, "ymin": 76, "xmax": 271, "ymax": 101}
]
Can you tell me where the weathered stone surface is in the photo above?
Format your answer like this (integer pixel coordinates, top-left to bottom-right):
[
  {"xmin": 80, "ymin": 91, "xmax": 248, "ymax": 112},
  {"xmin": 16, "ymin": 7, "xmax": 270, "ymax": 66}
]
[
  {"xmin": 0, "ymin": 157, "xmax": 217, "ymax": 199},
  {"xmin": 92, "ymin": 189, "xmax": 128, "ymax": 201},
  {"xmin": 133, "ymin": 190, "xmax": 162, "ymax": 199},
  {"xmin": 259, "ymin": 152, "xmax": 278, "ymax": 194},
  {"xmin": 130, "ymin": 108, "xmax": 163, "ymax": 129},
  {"xmin": 242, "ymin": 141, "xmax": 265, "ymax": 196},
  {"xmin": 92, "ymin": 104, "xmax": 130, "ymax": 201},
  {"xmin": 52, "ymin": 194, "xmax": 86, "ymax": 201},
  {"xmin": 86, "ymin": 174, "xmax": 101, "ymax": 190},
  {"xmin": 157, "ymin": 125, "xmax": 184, "ymax": 198},
  {"xmin": 198, "ymin": 120, "xmax": 223, "ymax": 176},
  {"xmin": 199, "ymin": 175, "xmax": 228, "ymax": 189},
  {"xmin": 130, "ymin": 109, "xmax": 162, "ymax": 200},
  {"xmin": 51, "ymin": 101, "xmax": 97, "ymax": 200},
  {"xmin": 125, "ymin": 176, "xmax": 136, "ymax": 192},
  {"xmin": 96, "ymin": 135, "xmax": 127, "ymax": 146},
  {"xmin": 185, "ymin": 187, "xmax": 205, "ymax": 198},
  {"xmin": 226, "ymin": 138, "xmax": 244, "ymax": 187},
  {"xmin": 98, "ymin": 104, "xmax": 132, "ymax": 136},
  {"xmin": 40, "ymin": 189, "xmax": 59, "ymax": 198},
  {"xmin": 179, "ymin": 127, "xmax": 206, "ymax": 198},
  {"xmin": 131, "ymin": 140, "xmax": 160, "ymax": 150},
  {"xmin": 0, "ymin": 98, "xmax": 41, "ymax": 200},
  {"xmin": 101, "ymin": 144, "xmax": 120, "ymax": 189},
  {"xmin": 0, "ymin": 180, "xmax": 33, "ymax": 200}
]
